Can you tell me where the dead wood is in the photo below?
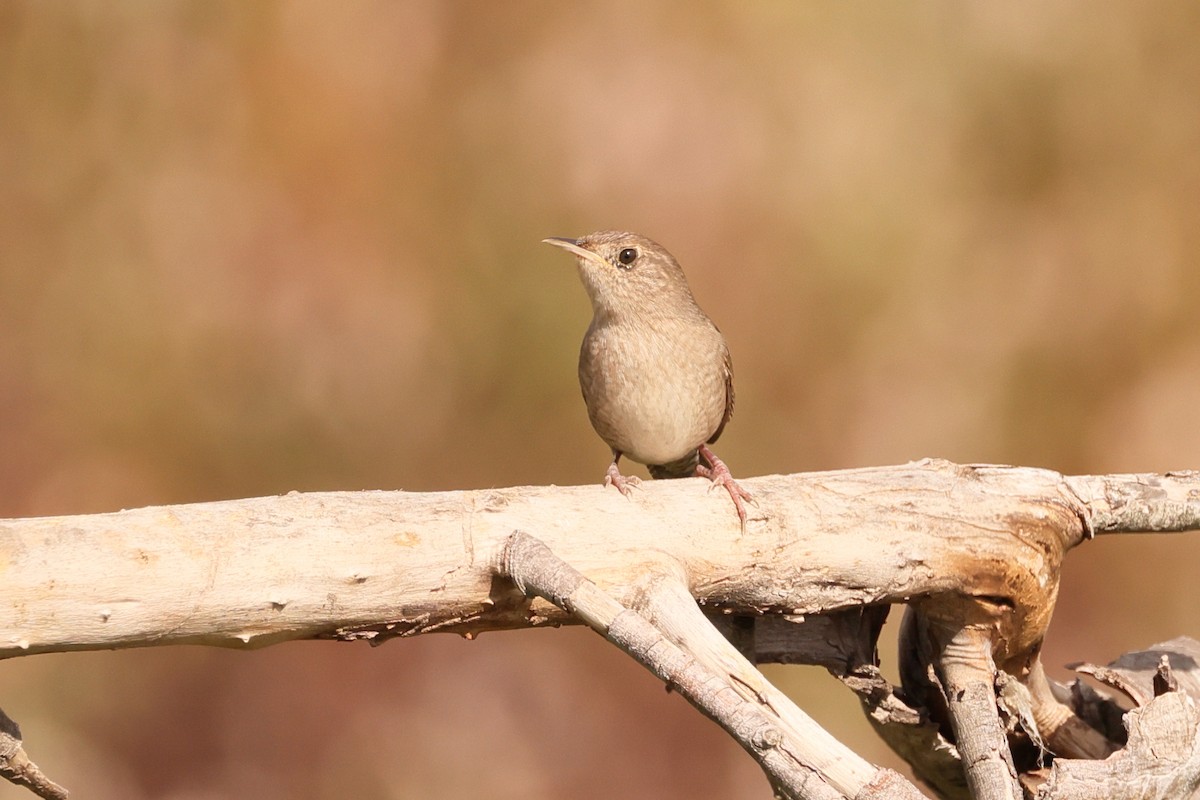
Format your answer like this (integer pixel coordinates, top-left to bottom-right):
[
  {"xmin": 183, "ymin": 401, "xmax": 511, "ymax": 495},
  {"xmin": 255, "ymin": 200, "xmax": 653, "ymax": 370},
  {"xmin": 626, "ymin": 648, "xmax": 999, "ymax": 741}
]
[{"xmin": 0, "ymin": 461, "xmax": 1197, "ymax": 798}]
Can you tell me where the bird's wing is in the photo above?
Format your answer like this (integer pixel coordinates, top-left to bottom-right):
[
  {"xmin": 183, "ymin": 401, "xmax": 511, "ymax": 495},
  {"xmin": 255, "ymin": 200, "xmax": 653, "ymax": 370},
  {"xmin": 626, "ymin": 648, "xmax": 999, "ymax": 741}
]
[{"xmin": 707, "ymin": 342, "xmax": 735, "ymax": 444}]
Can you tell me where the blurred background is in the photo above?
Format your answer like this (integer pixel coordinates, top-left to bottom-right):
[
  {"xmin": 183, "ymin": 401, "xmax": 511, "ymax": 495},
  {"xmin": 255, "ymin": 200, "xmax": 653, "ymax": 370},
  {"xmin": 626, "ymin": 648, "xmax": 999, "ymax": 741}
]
[{"xmin": 2, "ymin": 2, "xmax": 1198, "ymax": 798}]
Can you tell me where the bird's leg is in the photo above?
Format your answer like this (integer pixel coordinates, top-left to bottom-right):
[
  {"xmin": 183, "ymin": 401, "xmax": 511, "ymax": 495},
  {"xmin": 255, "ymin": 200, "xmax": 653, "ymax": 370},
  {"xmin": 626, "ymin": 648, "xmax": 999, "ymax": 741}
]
[
  {"xmin": 696, "ymin": 444, "xmax": 753, "ymax": 526},
  {"xmin": 604, "ymin": 451, "xmax": 641, "ymax": 497}
]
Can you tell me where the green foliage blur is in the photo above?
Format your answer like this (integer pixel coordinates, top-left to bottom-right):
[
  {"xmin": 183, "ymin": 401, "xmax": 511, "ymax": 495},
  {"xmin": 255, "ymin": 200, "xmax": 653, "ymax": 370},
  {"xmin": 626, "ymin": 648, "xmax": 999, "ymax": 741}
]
[{"xmin": 1, "ymin": 3, "xmax": 1197, "ymax": 798}]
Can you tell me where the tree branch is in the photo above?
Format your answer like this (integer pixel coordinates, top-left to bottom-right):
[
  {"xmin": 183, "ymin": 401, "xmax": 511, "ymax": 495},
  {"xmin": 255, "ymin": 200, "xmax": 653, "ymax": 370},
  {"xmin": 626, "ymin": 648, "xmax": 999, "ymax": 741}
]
[
  {"xmin": 1037, "ymin": 639, "xmax": 1200, "ymax": 798},
  {"xmin": 1063, "ymin": 471, "xmax": 1200, "ymax": 534},
  {"xmin": 933, "ymin": 627, "xmax": 1022, "ymax": 800},
  {"xmin": 0, "ymin": 709, "xmax": 67, "ymax": 800},
  {"xmin": 7, "ymin": 461, "xmax": 1196, "ymax": 658},
  {"xmin": 498, "ymin": 532, "xmax": 853, "ymax": 800},
  {"xmin": 0, "ymin": 461, "xmax": 1197, "ymax": 799}
]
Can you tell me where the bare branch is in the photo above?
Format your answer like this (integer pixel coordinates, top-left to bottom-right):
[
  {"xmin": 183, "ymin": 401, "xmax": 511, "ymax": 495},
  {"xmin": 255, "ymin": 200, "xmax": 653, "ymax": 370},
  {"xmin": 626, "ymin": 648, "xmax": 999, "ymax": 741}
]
[
  {"xmin": 632, "ymin": 562, "xmax": 925, "ymax": 799},
  {"xmin": 0, "ymin": 462, "xmax": 1196, "ymax": 799},
  {"xmin": 1035, "ymin": 690, "xmax": 1200, "ymax": 800},
  {"xmin": 4, "ymin": 462, "xmax": 1195, "ymax": 659},
  {"xmin": 0, "ymin": 709, "xmax": 67, "ymax": 800},
  {"xmin": 1070, "ymin": 637, "xmax": 1200, "ymax": 708},
  {"xmin": 1063, "ymin": 471, "xmax": 1200, "ymax": 534},
  {"xmin": 499, "ymin": 532, "xmax": 930, "ymax": 800},
  {"xmin": 933, "ymin": 627, "xmax": 1022, "ymax": 800},
  {"xmin": 497, "ymin": 532, "xmax": 850, "ymax": 800},
  {"xmin": 1024, "ymin": 658, "xmax": 1117, "ymax": 760}
]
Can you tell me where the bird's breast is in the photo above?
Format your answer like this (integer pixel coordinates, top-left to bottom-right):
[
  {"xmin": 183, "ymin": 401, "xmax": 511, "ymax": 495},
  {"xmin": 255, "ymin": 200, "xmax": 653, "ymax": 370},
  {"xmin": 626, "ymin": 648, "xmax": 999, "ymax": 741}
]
[{"xmin": 578, "ymin": 320, "xmax": 727, "ymax": 466}]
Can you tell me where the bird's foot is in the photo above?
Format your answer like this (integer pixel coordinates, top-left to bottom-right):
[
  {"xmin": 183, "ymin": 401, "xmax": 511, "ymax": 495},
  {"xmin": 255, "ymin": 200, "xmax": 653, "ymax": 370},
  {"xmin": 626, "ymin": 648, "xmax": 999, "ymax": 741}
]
[
  {"xmin": 604, "ymin": 461, "xmax": 641, "ymax": 497},
  {"xmin": 697, "ymin": 444, "xmax": 753, "ymax": 527}
]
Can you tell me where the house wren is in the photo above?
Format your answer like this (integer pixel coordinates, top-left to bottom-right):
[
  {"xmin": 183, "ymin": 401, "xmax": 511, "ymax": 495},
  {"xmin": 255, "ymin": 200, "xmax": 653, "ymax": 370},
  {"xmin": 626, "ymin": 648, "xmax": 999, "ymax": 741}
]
[{"xmin": 543, "ymin": 230, "xmax": 753, "ymax": 525}]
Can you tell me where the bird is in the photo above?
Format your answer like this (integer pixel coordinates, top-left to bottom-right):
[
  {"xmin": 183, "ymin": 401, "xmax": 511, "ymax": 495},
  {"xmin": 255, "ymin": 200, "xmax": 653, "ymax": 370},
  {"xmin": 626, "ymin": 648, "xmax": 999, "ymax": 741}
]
[{"xmin": 542, "ymin": 230, "xmax": 753, "ymax": 525}]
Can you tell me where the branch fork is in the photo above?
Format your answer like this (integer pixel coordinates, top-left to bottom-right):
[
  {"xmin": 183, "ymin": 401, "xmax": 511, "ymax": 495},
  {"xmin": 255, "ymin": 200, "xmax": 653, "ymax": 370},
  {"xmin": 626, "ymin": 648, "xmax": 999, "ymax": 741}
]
[{"xmin": 499, "ymin": 531, "xmax": 921, "ymax": 800}]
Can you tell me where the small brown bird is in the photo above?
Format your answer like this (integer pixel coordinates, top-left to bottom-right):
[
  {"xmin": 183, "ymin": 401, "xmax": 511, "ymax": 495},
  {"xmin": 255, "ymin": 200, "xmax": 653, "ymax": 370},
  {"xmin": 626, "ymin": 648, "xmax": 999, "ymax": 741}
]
[{"xmin": 543, "ymin": 230, "xmax": 752, "ymax": 525}]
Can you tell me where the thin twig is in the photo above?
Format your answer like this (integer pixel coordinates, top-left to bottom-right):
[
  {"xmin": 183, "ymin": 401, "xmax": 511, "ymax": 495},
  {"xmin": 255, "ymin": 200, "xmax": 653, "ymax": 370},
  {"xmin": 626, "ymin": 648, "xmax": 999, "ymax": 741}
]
[{"xmin": 0, "ymin": 709, "xmax": 68, "ymax": 800}]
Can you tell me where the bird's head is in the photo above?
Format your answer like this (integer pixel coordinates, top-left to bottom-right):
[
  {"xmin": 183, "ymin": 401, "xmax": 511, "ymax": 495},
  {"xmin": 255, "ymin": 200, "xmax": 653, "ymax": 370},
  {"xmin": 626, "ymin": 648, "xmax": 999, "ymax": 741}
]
[{"xmin": 542, "ymin": 231, "xmax": 697, "ymax": 321}]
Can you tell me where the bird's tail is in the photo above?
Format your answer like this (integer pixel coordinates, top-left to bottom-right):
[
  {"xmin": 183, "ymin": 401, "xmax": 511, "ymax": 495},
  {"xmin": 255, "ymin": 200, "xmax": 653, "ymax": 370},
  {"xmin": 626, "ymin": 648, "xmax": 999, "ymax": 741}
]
[{"xmin": 648, "ymin": 450, "xmax": 700, "ymax": 480}]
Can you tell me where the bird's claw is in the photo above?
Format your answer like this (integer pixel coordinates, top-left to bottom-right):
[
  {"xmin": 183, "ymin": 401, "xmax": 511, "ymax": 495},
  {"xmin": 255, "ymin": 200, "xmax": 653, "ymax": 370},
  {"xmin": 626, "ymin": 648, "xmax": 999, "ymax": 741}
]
[
  {"xmin": 716, "ymin": 475, "xmax": 753, "ymax": 528},
  {"xmin": 604, "ymin": 463, "xmax": 641, "ymax": 497},
  {"xmin": 697, "ymin": 445, "xmax": 753, "ymax": 528}
]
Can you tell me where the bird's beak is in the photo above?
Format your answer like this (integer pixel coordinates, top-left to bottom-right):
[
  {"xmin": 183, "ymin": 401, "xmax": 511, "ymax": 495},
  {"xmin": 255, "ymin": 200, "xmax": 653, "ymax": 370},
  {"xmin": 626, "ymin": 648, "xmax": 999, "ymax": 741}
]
[{"xmin": 542, "ymin": 237, "xmax": 603, "ymax": 266}]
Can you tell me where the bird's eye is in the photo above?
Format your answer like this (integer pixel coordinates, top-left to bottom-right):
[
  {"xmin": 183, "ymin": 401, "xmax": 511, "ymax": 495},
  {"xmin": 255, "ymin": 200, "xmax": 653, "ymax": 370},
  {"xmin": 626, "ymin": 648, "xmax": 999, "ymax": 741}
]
[{"xmin": 617, "ymin": 248, "xmax": 638, "ymax": 267}]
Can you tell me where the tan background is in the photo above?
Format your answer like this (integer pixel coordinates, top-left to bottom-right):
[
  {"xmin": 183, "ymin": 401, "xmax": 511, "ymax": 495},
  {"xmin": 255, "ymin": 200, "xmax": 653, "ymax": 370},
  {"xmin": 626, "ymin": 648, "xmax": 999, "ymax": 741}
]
[{"xmin": 2, "ymin": 3, "xmax": 1198, "ymax": 798}]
